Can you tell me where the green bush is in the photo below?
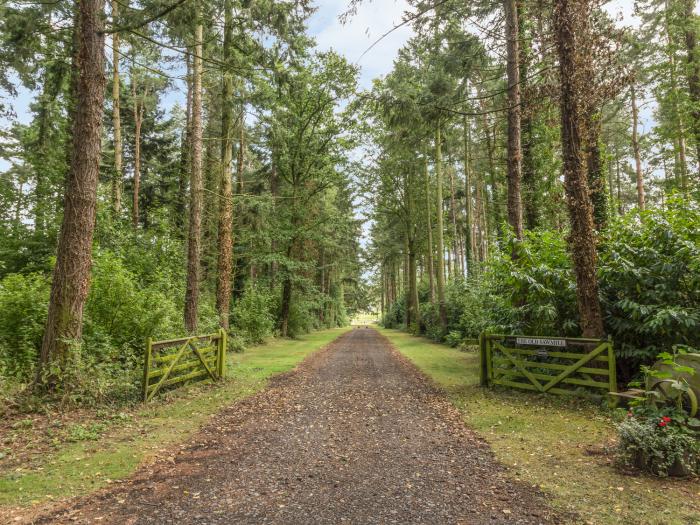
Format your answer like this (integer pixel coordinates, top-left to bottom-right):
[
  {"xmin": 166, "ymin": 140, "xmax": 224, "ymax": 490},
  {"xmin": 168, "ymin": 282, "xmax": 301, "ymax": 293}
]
[
  {"xmin": 599, "ymin": 199, "xmax": 700, "ymax": 381},
  {"xmin": 382, "ymin": 294, "xmax": 406, "ymax": 329},
  {"xmin": 84, "ymin": 250, "xmax": 182, "ymax": 358},
  {"xmin": 491, "ymin": 230, "xmax": 579, "ymax": 336},
  {"xmin": 0, "ymin": 273, "xmax": 49, "ymax": 378},
  {"xmin": 233, "ymin": 284, "xmax": 275, "ymax": 343}
]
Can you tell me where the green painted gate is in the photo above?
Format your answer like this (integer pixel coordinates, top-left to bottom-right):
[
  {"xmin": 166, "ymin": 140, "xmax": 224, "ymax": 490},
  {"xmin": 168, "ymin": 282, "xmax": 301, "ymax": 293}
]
[
  {"xmin": 479, "ymin": 333, "xmax": 617, "ymax": 399},
  {"xmin": 143, "ymin": 330, "xmax": 227, "ymax": 402}
]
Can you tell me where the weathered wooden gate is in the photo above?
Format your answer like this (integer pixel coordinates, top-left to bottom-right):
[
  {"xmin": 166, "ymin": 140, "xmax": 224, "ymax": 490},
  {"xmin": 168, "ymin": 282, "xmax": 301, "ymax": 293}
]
[
  {"xmin": 143, "ymin": 330, "xmax": 227, "ymax": 402},
  {"xmin": 479, "ymin": 333, "xmax": 617, "ymax": 399}
]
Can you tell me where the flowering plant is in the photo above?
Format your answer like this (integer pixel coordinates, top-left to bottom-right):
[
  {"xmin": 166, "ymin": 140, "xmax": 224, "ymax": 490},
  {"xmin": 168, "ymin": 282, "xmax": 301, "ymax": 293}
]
[{"xmin": 617, "ymin": 404, "xmax": 699, "ymax": 477}]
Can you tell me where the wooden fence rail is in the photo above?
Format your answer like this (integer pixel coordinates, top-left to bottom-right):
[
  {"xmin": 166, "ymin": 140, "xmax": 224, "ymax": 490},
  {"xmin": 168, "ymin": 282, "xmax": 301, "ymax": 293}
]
[
  {"xmin": 479, "ymin": 333, "xmax": 617, "ymax": 402},
  {"xmin": 143, "ymin": 329, "xmax": 227, "ymax": 402}
]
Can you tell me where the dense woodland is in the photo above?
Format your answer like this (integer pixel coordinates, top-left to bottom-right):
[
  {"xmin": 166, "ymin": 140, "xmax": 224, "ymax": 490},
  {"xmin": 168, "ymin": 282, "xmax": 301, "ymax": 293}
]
[{"xmin": 0, "ymin": 0, "xmax": 698, "ymax": 405}]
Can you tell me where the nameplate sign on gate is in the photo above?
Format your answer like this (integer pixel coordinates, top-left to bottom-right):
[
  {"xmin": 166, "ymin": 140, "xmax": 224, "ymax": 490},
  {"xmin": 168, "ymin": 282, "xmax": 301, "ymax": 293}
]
[{"xmin": 515, "ymin": 337, "xmax": 567, "ymax": 348}]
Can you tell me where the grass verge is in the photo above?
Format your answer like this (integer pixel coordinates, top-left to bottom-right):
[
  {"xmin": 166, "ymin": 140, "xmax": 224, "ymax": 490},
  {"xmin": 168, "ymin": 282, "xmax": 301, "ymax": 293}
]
[
  {"xmin": 0, "ymin": 327, "xmax": 351, "ymax": 509},
  {"xmin": 379, "ymin": 327, "xmax": 700, "ymax": 525}
]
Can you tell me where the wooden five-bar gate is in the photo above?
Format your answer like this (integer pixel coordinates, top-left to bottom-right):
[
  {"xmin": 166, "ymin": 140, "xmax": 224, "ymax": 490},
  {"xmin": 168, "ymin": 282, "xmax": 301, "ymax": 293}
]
[
  {"xmin": 143, "ymin": 330, "xmax": 227, "ymax": 402},
  {"xmin": 479, "ymin": 333, "xmax": 617, "ymax": 400}
]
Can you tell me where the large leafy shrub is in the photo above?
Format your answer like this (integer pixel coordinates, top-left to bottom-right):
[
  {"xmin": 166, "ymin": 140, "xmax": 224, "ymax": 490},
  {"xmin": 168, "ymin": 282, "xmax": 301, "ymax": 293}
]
[
  {"xmin": 599, "ymin": 199, "xmax": 700, "ymax": 381},
  {"xmin": 491, "ymin": 230, "xmax": 579, "ymax": 336}
]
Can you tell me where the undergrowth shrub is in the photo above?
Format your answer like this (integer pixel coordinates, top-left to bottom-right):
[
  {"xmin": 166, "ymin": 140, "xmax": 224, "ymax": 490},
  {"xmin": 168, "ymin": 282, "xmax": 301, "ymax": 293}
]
[
  {"xmin": 0, "ymin": 273, "xmax": 49, "ymax": 378},
  {"xmin": 234, "ymin": 284, "xmax": 275, "ymax": 343},
  {"xmin": 84, "ymin": 250, "xmax": 182, "ymax": 359}
]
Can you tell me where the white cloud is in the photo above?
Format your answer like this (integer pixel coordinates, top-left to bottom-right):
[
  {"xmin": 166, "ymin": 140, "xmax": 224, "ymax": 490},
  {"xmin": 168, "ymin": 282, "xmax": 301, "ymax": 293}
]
[{"xmin": 309, "ymin": 0, "xmax": 414, "ymax": 89}]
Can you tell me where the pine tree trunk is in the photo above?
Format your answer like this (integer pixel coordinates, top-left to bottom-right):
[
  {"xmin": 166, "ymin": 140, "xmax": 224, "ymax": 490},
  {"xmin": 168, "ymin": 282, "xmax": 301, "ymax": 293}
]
[
  {"xmin": 216, "ymin": 0, "xmax": 235, "ymax": 330},
  {"xmin": 475, "ymin": 165, "xmax": 488, "ymax": 263},
  {"xmin": 435, "ymin": 121, "xmax": 447, "ymax": 332},
  {"xmin": 404, "ymin": 235, "xmax": 412, "ymax": 326},
  {"xmin": 408, "ymin": 236, "xmax": 419, "ymax": 328},
  {"xmin": 111, "ymin": 0, "xmax": 122, "ymax": 216},
  {"xmin": 463, "ymin": 117, "xmax": 474, "ymax": 276},
  {"xmin": 36, "ymin": 0, "xmax": 106, "ymax": 386},
  {"xmin": 176, "ymin": 55, "xmax": 192, "ymax": 232},
  {"xmin": 184, "ymin": 19, "xmax": 204, "ymax": 333},
  {"xmin": 448, "ymin": 166, "xmax": 461, "ymax": 276},
  {"xmin": 682, "ymin": 0, "xmax": 700, "ymax": 166},
  {"xmin": 519, "ymin": 2, "xmax": 538, "ymax": 231},
  {"xmin": 504, "ymin": 0, "xmax": 524, "ymax": 240},
  {"xmin": 554, "ymin": 0, "xmax": 605, "ymax": 338},
  {"xmin": 480, "ymin": 100, "xmax": 500, "ymax": 237},
  {"xmin": 586, "ymin": 116, "xmax": 608, "ymax": 228},
  {"xmin": 664, "ymin": 2, "xmax": 689, "ymax": 191},
  {"xmin": 279, "ymin": 242, "xmax": 293, "ymax": 337},
  {"xmin": 424, "ymin": 154, "xmax": 436, "ymax": 302},
  {"xmin": 131, "ymin": 75, "xmax": 143, "ymax": 228},
  {"xmin": 630, "ymin": 85, "xmax": 645, "ymax": 211}
]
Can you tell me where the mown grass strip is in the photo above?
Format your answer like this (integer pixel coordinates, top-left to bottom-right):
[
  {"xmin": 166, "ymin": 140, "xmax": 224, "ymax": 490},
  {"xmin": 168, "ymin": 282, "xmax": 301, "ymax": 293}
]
[
  {"xmin": 379, "ymin": 327, "xmax": 700, "ymax": 525},
  {"xmin": 0, "ymin": 327, "xmax": 351, "ymax": 508}
]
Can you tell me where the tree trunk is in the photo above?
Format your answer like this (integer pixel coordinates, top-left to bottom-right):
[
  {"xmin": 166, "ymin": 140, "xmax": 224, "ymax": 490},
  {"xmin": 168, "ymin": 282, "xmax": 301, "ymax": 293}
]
[
  {"xmin": 184, "ymin": 18, "xmax": 204, "ymax": 333},
  {"xmin": 408, "ymin": 236, "xmax": 419, "ymax": 329},
  {"xmin": 176, "ymin": 55, "xmax": 192, "ymax": 232},
  {"xmin": 131, "ymin": 72, "xmax": 144, "ymax": 228},
  {"xmin": 475, "ymin": 163, "xmax": 488, "ymax": 264},
  {"xmin": 586, "ymin": 116, "xmax": 608, "ymax": 229},
  {"xmin": 630, "ymin": 85, "xmax": 645, "ymax": 211},
  {"xmin": 36, "ymin": 0, "xmax": 106, "ymax": 386},
  {"xmin": 279, "ymin": 242, "xmax": 294, "ymax": 337},
  {"xmin": 404, "ymin": 235, "xmax": 412, "ymax": 326},
  {"xmin": 664, "ymin": 1, "xmax": 689, "ymax": 192},
  {"xmin": 504, "ymin": 0, "xmax": 524, "ymax": 240},
  {"xmin": 424, "ymin": 154, "xmax": 436, "ymax": 302},
  {"xmin": 448, "ymin": 166, "xmax": 461, "ymax": 276},
  {"xmin": 463, "ymin": 116, "xmax": 474, "ymax": 275},
  {"xmin": 480, "ymin": 99, "xmax": 500, "ymax": 237},
  {"xmin": 435, "ymin": 121, "xmax": 447, "ymax": 332},
  {"xmin": 216, "ymin": 0, "xmax": 235, "ymax": 330},
  {"xmin": 519, "ymin": 2, "xmax": 538, "ymax": 231},
  {"xmin": 553, "ymin": 0, "xmax": 605, "ymax": 338},
  {"xmin": 380, "ymin": 267, "xmax": 385, "ymax": 319},
  {"xmin": 682, "ymin": 0, "xmax": 700, "ymax": 166},
  {"xmin": 111, "ymin": 0, "xmax": 122, "ymax": 216}
]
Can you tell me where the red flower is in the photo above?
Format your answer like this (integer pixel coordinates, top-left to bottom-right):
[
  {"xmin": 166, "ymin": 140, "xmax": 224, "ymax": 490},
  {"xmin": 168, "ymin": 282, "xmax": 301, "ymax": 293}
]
[
  {"xmin": 661, "ymin": 416, "xmax": 671, "ymax": 423},
  {"xmin": 627, "ymin": 411, "xmax": 633, "ymax": 417},
  {"xmin": 658, "ymin": 421, "xmax": 668, "ymax": 427}
]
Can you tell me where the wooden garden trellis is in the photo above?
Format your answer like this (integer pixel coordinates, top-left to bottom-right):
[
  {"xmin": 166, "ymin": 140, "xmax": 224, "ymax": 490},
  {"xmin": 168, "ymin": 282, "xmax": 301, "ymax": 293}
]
[
  {"xmin": 143, "ymin": 330, "xmax": 227, "ymax": 402},
  {"xmin": 479, "ymin": 333, "xmax": 617, "ymax": 401}
]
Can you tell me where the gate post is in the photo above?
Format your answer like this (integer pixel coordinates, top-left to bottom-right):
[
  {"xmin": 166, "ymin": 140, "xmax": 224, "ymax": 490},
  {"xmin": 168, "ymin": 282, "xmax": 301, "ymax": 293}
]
[
  {"xmin": 217, "ymin": 329, "xmax": 227, "ymax": 378},
  {"xmin": 479, "ymin": 332, "xmax": 489, "ymax": 386},
  {"xmin": 143, "ymin": 337, "xmax": 152, "ymax": 402}
]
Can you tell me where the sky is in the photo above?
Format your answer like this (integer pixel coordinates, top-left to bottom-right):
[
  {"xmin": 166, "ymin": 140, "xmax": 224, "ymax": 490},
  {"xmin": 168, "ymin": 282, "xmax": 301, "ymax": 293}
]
[{"xmin": 308, "ymin": 0, "xmax": 413, "ymax": 90}]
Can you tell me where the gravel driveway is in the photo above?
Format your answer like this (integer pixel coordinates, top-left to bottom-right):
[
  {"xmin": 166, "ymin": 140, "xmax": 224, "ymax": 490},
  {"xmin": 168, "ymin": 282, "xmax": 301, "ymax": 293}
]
[{"xmin": 36, "ymin": 327, "xmax": 563, "ymax": 524}]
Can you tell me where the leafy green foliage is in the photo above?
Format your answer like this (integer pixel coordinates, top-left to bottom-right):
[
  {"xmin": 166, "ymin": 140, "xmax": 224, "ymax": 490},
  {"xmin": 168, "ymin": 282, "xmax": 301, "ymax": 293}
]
[
  {"xmin": 0, "ymin": 273, "xmax": 49, "ymax": 378},
  {"xmin": 387, "ymin": 198, "xmax": 700, "ymax": 384},
  {"xmin": 599, "ymin": 198, "xmax": 700, "ymax": 376},
  {"xmin": 233, "ymin": 284, "xmax": 275, "ymax": 344}
]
